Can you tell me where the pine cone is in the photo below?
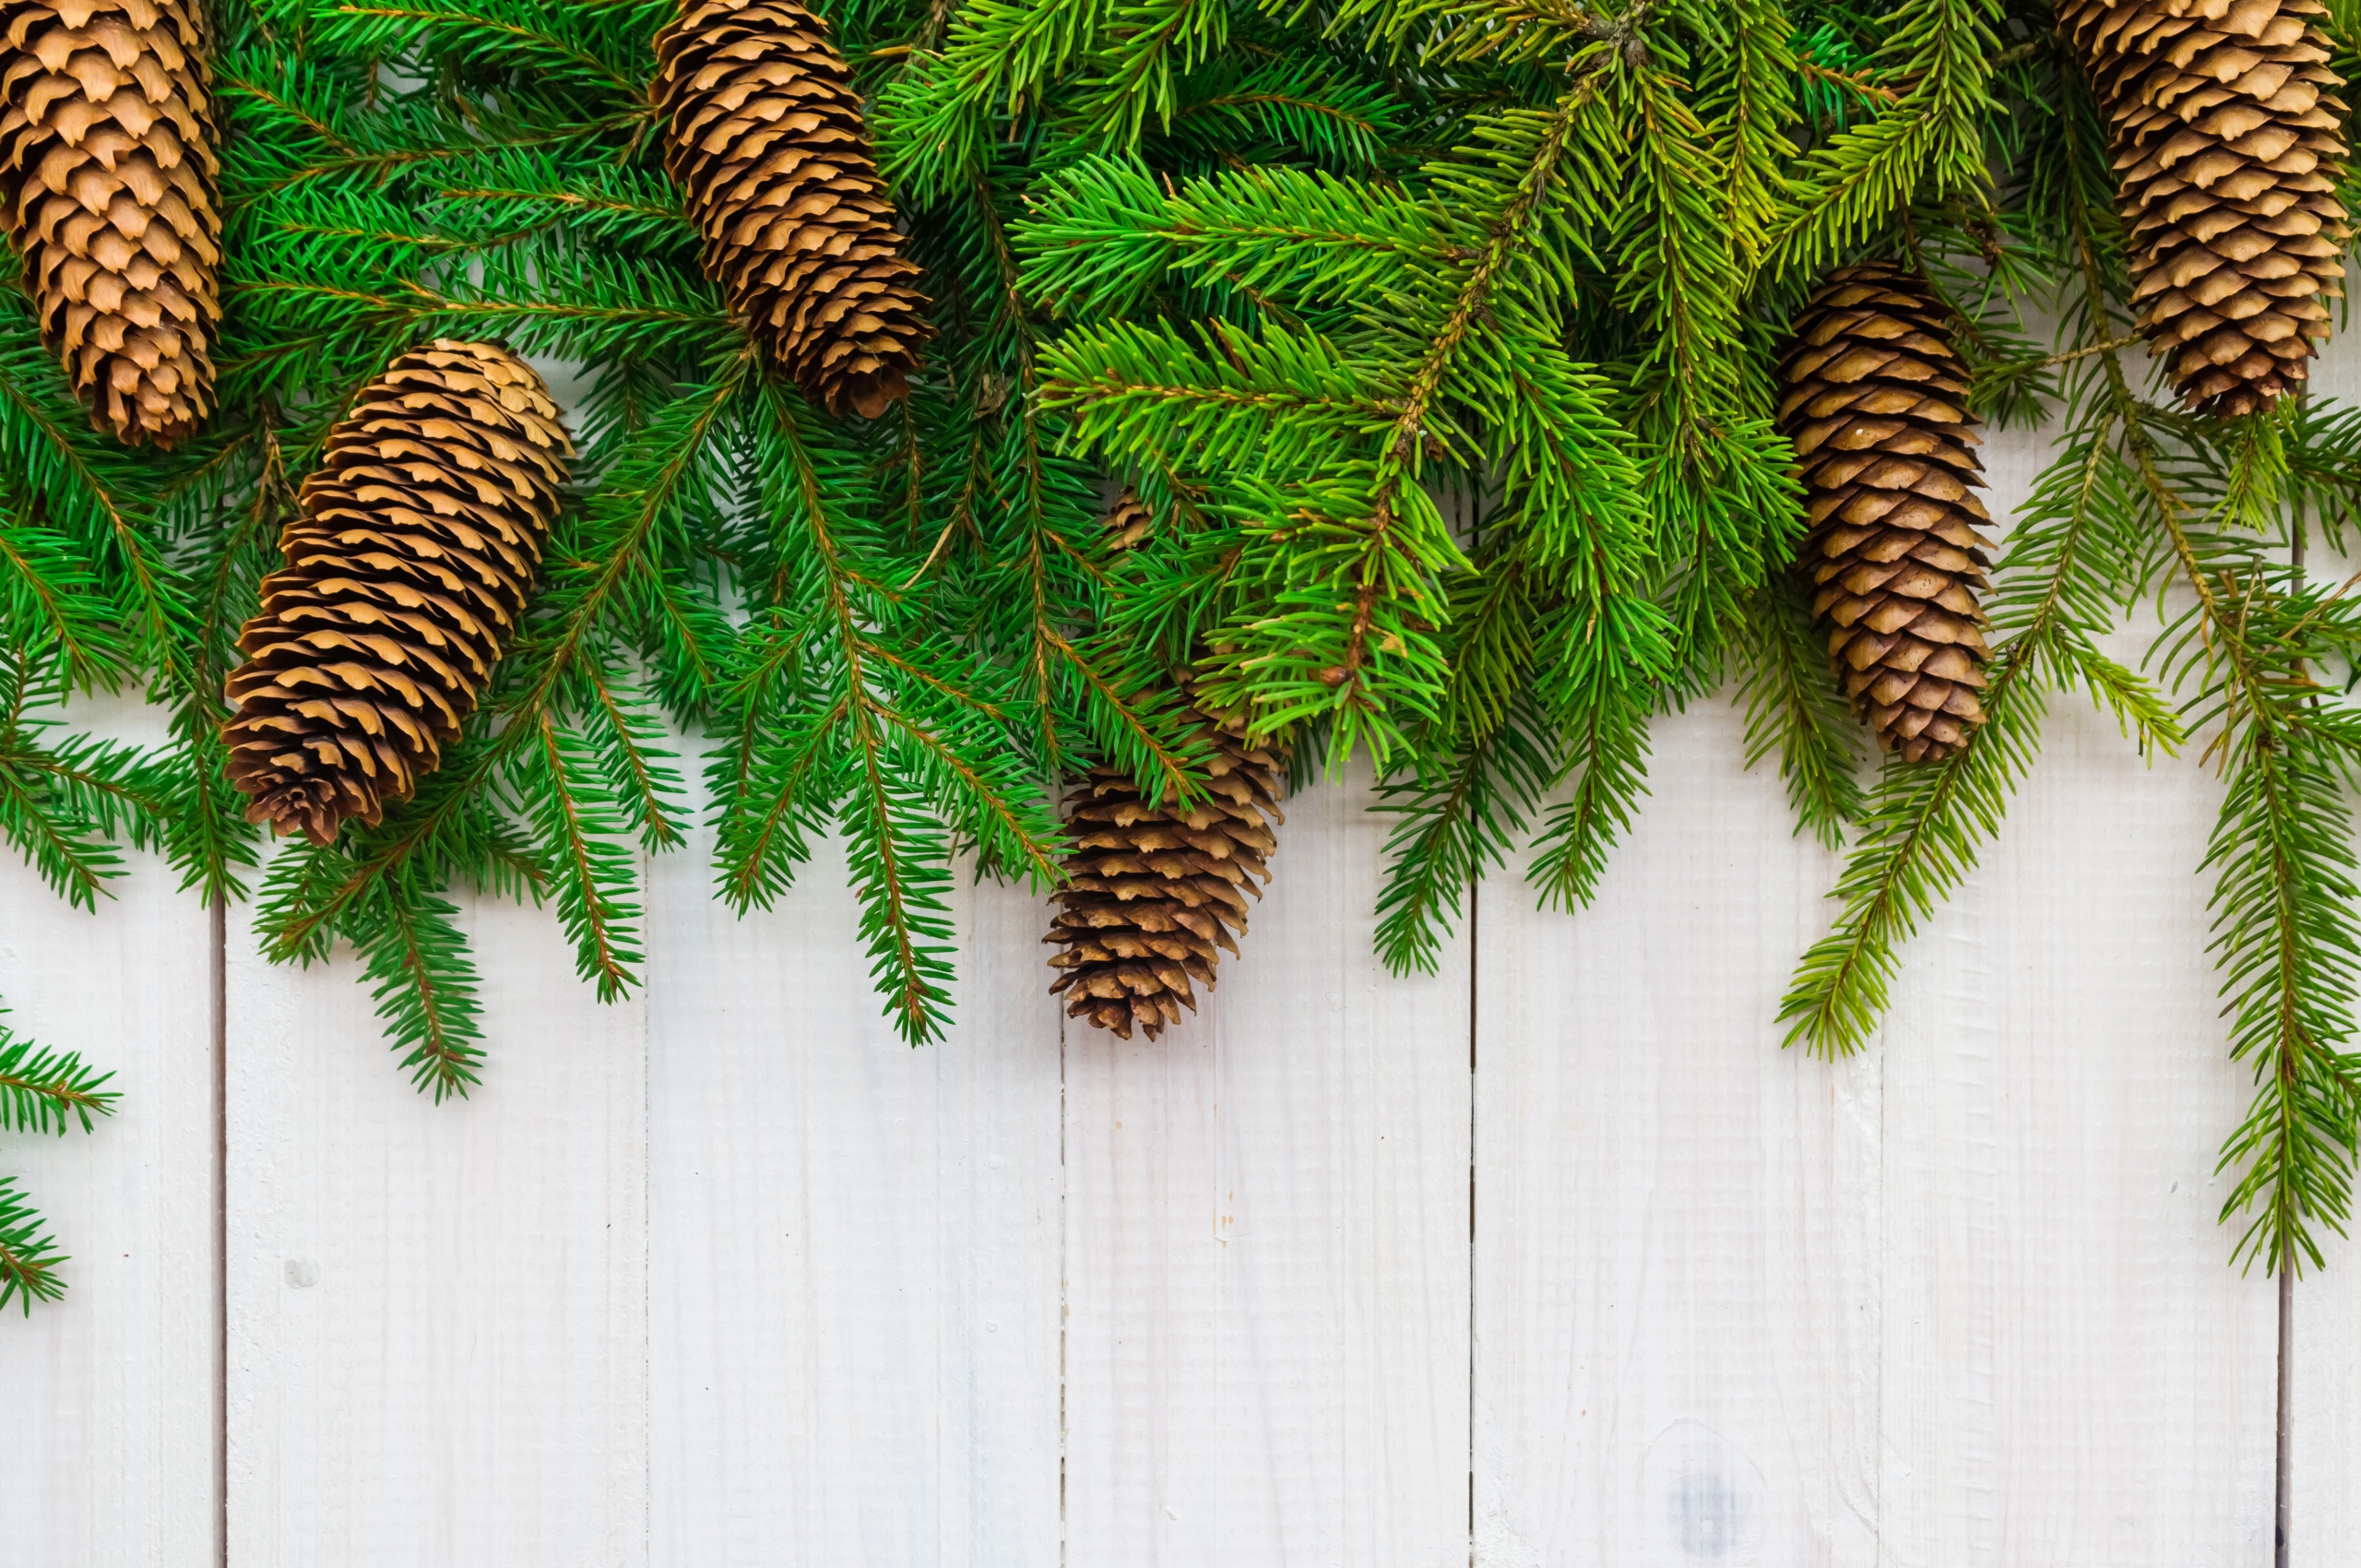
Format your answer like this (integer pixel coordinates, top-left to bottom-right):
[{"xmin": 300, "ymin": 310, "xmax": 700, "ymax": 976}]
[
  {"xmin": 2060, "ymin": 0, "xmax": 2349, "ymax": 418},
  {"xmin": 1047, "ymin": 713, "xmax": 1285, "ymax": 1040},
  {"xmin": 1045, "ymin": 493, "xmax": 1284, "ymax": 1040},
  {"xmin": 0, "ymin": 0, "xmax": 221, "ymax": 445},
  {"xmin": 652, "ymin": 0, "xmax": 931, "ymax": 419},
  {"xmin": 223, "ymin": 341, "xmax": 573, "ymax": 846},
  {"xmin": 1776, "ymin": 263, "xmax": 1994, "ymax": 765}
]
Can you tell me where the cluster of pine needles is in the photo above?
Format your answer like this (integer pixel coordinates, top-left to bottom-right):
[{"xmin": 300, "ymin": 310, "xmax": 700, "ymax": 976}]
[{"xmin": 12, "ymin": 0, "xmax": 2361, "ymax": 1302}]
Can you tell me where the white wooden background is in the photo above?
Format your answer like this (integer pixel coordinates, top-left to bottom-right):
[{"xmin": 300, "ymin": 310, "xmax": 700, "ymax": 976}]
[{"xmin": 20, "ymin": 342, "xmax": 2361, "ymax": 1565}]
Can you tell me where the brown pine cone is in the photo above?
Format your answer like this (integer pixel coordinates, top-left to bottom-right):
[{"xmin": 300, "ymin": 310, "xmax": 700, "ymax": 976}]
[
  {"xmin": 2060, "ymin": 0, "xmax": 2349, "ymax": 418},
  {"xmin": 1776, "ymin": 263, "xmax": 1994, "ymax": 765},
  {"xmin": 223, "ymin": 341, "xmax": 574, "ymax": 846},
  {"xmin": 1047, "ymin": 710, "xmax": 1285, "ymax": 1041},
  {"xmin": 1045, "ymin": 492, "xmax": 1284, "ymax": 1040},
  {"xmin": 0, "ymin": 0, "xmax": 221, "ymax": 445},
  {"xmin": 652, "ymin": 0, "xmax": 931, "ymax": 419}
]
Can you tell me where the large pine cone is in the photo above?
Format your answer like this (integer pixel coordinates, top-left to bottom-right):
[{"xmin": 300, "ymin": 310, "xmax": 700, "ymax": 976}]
[
  {"xmin": 223, "ymin": 342, "xmax": 573, "ymax": 846},
  {"xmin": 0, "ymin": 0, "xmax": 221, "ymax": 445},
  {"xmin": 2060, "ymin": 0, "xmax": 2349, "ymax": 419},
  {"xmin": 653, "ymin": 0, "xmax": 931, "ymax": 419},
  {"xmin": 1047, "ymin": 713, "xmax": 1285, "ymax": 1040},
  {"xmin": 1776, "ymin": 264, "xmax": 1994, "ymax": 765}
]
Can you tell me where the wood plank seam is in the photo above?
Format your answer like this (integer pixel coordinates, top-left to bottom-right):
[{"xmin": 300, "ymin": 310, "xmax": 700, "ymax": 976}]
[{"xmin": 211, "ymin": 897, "xmax": 227, "ymax": 1568}]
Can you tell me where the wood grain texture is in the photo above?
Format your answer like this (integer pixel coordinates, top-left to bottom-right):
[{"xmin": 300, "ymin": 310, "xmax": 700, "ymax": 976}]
[
  {"xmin": 0, "ymin": 693, "xmax": 219, "ymax": 1567},
  {"xmin": 1473, "ymin": 417, "xmax": 2275, "ymax": 1563},
  {"xmin": 1470, "ymin": 703, "xmax": 1876, "ymax": 1567},
  {"xmin": 2286, "ymin": 330, "xmax": 2361, "ymax": 1568},
  {"xmin": 224, "ymin": 885, "xmax": 649, "ymax": 1567},
  {"xmin": 2293, "ymin": 1244, "xmax": 2361, "ymax": 1563},
  {"xmin": 1868, "ymin": 692, "xmax": 2273, "ymax": 1564},
  {"xmin": 1062, "ymin": 766, "xmax": 1473, "ymax": 1568},
  {"xmin": 645, "ymin": 833, "xmax": 1062, "ymax": 1567},
  {"xmin": 1854, "ymin": 428, "xmax": 2276, "ymax": 1565}
]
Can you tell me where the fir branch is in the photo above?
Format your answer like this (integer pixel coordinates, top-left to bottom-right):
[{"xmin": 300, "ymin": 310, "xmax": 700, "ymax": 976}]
[
  {"xmin": 0, "ymin": 1175, "xmax": 69, "ymax": 1313},
  {"xmin": 0, "ymin": 1028, "xmax": 119, "ymax": 1134},
  {"xmin": 1761, "ymin": 0, "xmax": 2003, "ymax": 279},
  {"xmin": 1734, "ymin": 578, "xmax": 1865, "ymax": 849},
  {"xmin": 1373, "ymin": 695, "xmax": 1554, "ymax": 973},
  {"xmin": 343, "ymin": 877, "xmax": 486, "ymax": 1098}
]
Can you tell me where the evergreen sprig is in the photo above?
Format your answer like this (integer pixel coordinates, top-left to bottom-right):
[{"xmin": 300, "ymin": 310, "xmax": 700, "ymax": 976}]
[{"xmin": 0, "ymin": 1021, "xmax": 119, "ymax": 1312}]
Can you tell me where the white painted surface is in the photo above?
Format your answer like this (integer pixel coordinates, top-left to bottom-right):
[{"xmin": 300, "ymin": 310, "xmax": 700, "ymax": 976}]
[
  {"xmin": 2295, "ymin": 1249, "xmax": 2361, "ymax": 1566},
  {"xmin": 1857, "ymin": 429, "xmax": 2277, "ymax": 1563},
  {"xmin": 15, "ymin": 401, "xmax": 2355, "ymax": 1567},
  {"xmin": 1469, "ymin": 702, "xmax": 1879, "ymax": 1568},
  {"xmin": 223, "ymin": 888, "xmax": 649, "ymax": 1566},
  {"xmin": 1062, "ymin": 767, "xmax": 1473, "ymax": 1568},
  {"xmin": 1866, "ymin": 686, "xmax": 2274, "ymax": 1566},
  {"xmin": 0, "ymin": 693, "xmax": 219, "ymax": 1568},
  {"xmin": 646, "ymin": 833, "xmax": 1063, "ymax": 1567}
]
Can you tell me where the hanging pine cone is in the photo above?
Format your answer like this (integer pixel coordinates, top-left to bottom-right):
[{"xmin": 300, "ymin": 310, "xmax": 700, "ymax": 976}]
[
  {"xmin": 652, "ymin": 0, "xmax": 931, "ymax": 420},
  {"xmin": 1047, "ymin": 715, "xmax": 1286, "ymax": 1040},
  {"xmin": 2060, "ymin": 0, "xmax": 2349, "ymax": 418},
  {"xmin": 1776, "ymin": 263, "xmax": 1994, "ymax": 765},
  {"xmin": 1045, "ymin": 495, "xmax": 1285, "ymax": 1040},
  {"xmin": 0, "ymin": 0, "xmax": 221, "ymax": 445},
  {"xmin": 223, "ymin": 341, "xmax": 573, "ymax": 846}
]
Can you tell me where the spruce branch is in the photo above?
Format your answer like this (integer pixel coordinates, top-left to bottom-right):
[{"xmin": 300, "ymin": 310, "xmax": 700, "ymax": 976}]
[
  {"xmin": 1734, "ymin": 578, "xmax": 1865, "ymax": 849},
  {"xmin": 1761, "ymin": 0, "xmax": 2002, "ymax": 279},
  {"xmin": 0, "ymin": 1175, "xmax": 70, "ymax": 1313},
  {"xmin": 0, "ymin": 1021, "xmax": 118, "ymax": 1313}
]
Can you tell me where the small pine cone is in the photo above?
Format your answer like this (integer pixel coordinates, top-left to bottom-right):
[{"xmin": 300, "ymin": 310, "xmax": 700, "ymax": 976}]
[
  {"xmin": 1776, "ymin": 263, "xmax": 1994, "ymax": 765},
  {"xmin": 2059, "ymin": 0, "xmax": 2349, "ymax": 418},
  {"xmin": 1046, "ymin": 711, "xmax": 1285, "ymax": 1041},
  {"xmin": 223, "ymin": 342, "xmax": 573, "ymax": 846},
  {"xmin": 652, "ymin": 0, "xmax": 931, "ymax": 419},
  {"xmin": 1046, "ymin": 492, "xmax": 1283, "ymax": 1040},
  {"xmin": 0, "ymin": 0, "xmax": 222, "ymax": 445}
]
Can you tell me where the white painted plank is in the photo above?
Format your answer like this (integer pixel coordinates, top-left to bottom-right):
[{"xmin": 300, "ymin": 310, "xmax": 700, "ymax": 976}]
[
  {"xmin": 2284, "ymin": 339, "xmax": 2361, "ymax": 1568},
  {"xmin": 1473, "ymin": 413, "xmax": 2276, "ymax": 1562},
  {"xmin": 1062, "ymin": 765, "xmax": 1473, "ymax": 1568},
  {"xmin": 1469, "ymin": 702, "xmax": 1878, "ymax": 1567},
  {"xmin": 224, "ymin": 881, "xmax": 648, "ymax": 1565},
  {"xmin": 2294, "ymin": 1243, "xmax": 2361, "ymax": 1562},
  {"xmin": 1868, "ymin": 690, "xmax": 2273, "ymax": 1563},
  {"xmin": 645, "ymin": 835, "xmax": 1063, "ymax": 1567},
  {"xmin": 1861, "ymin": 424, "xmax": 2277, "ymax": 1562},
  {"xmin": 0, "ymin": 692, "xmax": 219, "ymax": 1567}
]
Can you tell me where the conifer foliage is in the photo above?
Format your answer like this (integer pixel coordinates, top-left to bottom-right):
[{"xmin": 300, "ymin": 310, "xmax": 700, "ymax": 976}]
[{"xmin": 19, "ymin": 0, "xmax": 2361, "ymax": 1304}]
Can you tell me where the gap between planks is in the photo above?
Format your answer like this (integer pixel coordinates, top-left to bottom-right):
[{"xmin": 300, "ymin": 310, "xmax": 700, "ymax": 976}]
[{"xmin": 210, "ymin": 895, "xmax": 228, "ymax": 1568}]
